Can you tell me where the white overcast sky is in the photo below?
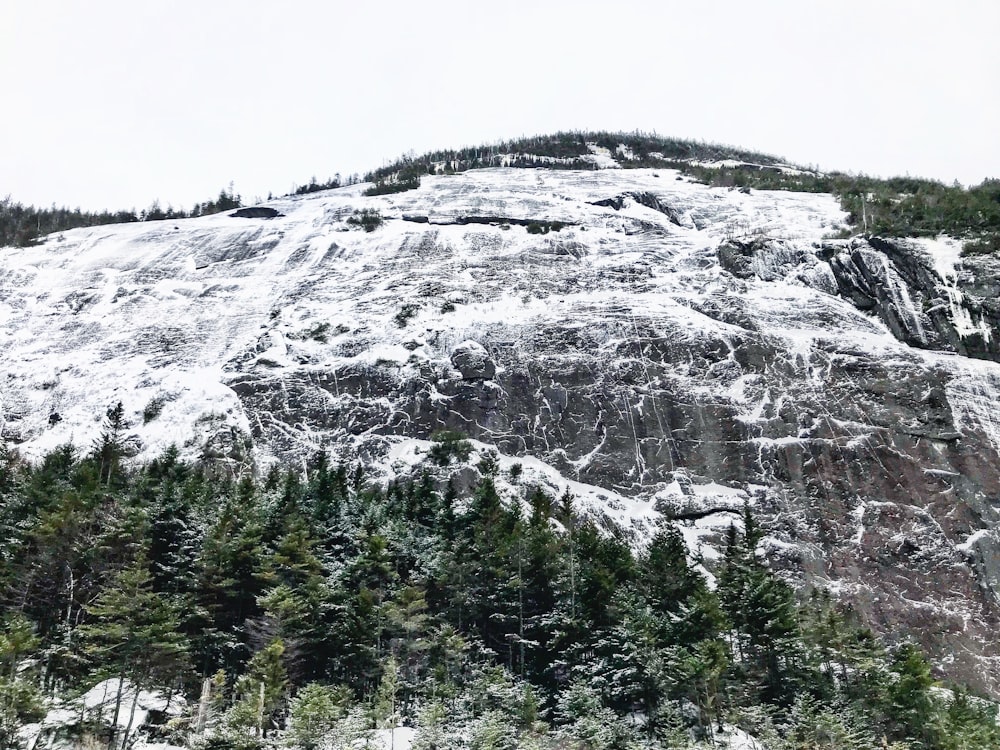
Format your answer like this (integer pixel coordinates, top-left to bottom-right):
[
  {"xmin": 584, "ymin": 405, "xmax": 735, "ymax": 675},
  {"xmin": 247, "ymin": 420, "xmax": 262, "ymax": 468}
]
[{"xmin": 2, "ymin": 0, "xmax": 998, "ymax": 211}]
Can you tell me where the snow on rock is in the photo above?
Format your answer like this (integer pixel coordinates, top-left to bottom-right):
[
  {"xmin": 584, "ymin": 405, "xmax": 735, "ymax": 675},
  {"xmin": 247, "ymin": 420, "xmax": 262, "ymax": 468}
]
[
  {"xmin": 7, "ymin": 165, "xmax": 1000, "ymax": 694},
  {"xmin": 82, "ymin": 678, "xmax": 185, "ymax": 725},
  {"xmin": 450, "ymin": 340, "xmax": 496, "ymax": 380},
  {"xmin": 581, "ymin": 142, "xmax": 622, "ymax": 169},
  {"xmin": 711, "ymin": 725, "xmax": 766, "ymax": 750},
  {"xmin": 906, "ymin": 236, "xmax": 993, "ymax": 343},
  {"xmin": 22, "ymin": 678, "xmax": 185, "ymax": 750},
  {"xmin": 383, "ymin": 436, "xmax": 660, "ymax": 542}
]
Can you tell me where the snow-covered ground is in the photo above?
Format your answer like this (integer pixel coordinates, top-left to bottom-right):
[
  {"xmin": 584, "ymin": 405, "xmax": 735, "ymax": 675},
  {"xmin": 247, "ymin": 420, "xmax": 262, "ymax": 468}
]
[
  {"xmin": 2, "ymin": 161, "xmax": 998, "ymax": 554},
  {"xmin": 0, "ymin": 165, "xmax": 850, "ymax": 464},
  {"xmin": 21, "ymin": 678, "xmax": 186, "ymax": 750}
]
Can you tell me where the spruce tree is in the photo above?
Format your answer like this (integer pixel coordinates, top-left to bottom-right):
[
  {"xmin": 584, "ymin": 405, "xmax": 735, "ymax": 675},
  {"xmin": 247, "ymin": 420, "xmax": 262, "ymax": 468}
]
[
  {"xmin": 0, "ymin": 615, "xmax": 43, "ymax": 750},
  {"xmin": 195, "ymin": 495, "xmax": 267, "ymax": 673},
  {"xmin": 94, "ymin": 402, "xmax": 128, "ymax": 487},
  {"xmin": 717, "ymin": 512, "xmax": 800, "ymax": 705},
  {"xmin": 78, "ymin": 559, "xmax": 190, "ymax": 749}
]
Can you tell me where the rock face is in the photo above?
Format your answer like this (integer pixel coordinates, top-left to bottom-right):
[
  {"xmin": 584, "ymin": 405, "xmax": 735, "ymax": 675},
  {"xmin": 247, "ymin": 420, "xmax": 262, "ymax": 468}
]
[
  {"xmin": 450, "ymin": 340, "xmax": 496, "ymax": 380},
  {"xmin": 5, "ymin": 164, "xmax": 1000, "ymax": 694}
]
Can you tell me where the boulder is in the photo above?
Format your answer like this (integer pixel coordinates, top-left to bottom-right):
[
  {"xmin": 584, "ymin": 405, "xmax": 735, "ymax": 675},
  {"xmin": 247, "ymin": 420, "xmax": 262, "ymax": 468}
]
[
  {"xmin": 231, "ymin": 206, "xmax": 283, "ymax": 219},
  {"xmin": 450, "ymin": 341, "xmax": 496, "ymax": 380}
]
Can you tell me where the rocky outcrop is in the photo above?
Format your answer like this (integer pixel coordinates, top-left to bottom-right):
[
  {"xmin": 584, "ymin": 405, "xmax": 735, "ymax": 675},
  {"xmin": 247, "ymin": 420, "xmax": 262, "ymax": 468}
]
[
  {"xmin": 231, "ymin": 206, "xmax": 283, "ymax": 219},
  {"xmin": 450, "ymin": 340, "xmax": 496, "ymax": 380},
  {"xmin": 933, "ymin": 249, "xmax": 1000, "ymax": 360},
  {"xmin": 718, "ymin": 234, "xmax": 1000, "ymax": 362},
  {"xmin": 590, "ymin": 191, "xmax": 684, "ymax": 226},
  {"xmin": 7, "ymin": 166, "xmax": 1000, "ymax": 695},
  {"xmin": 718, "ymin": 237, "xmax": 822, "ymax": 284}
]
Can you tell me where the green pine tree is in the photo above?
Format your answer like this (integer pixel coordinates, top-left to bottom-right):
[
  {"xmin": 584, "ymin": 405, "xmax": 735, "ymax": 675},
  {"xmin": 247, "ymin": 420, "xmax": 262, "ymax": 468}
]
[{"xmin": 78, "ymin": 558, "xmax": 190, "ymax": 749}]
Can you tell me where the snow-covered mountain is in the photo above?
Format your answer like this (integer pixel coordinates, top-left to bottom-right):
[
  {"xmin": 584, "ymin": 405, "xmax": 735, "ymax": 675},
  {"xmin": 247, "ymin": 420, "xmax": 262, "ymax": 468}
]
[{"xmin": 5, "ymin": 154, "xmax": 1000, "ymax": 694}]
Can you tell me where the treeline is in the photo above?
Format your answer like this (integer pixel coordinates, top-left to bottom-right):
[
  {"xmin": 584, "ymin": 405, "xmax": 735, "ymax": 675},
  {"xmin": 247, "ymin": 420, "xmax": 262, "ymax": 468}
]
[
  {"xmin": 679, "ymin": 164, "xmax": 1000, "ymax": 254},
  {"xmin": 8, "ymin": 131, "xmax": 998, "ymax": 255},
  {"xmin": 146, "ymin": 185, "xmax": 243, "ymax": 222},
  {"xmin": 363, "ymin": 131, "xmax": 1000, "ymax": 254},
  {"xmin": 292, "ymin": 173, "xmax": 363, "ymax": 197},
  {"xmin": 0, "ymin": 171, "xmax": 368, "ymax": 249},
  {"xmin": 1, "ymin": 421, "xmax": 998, "ymax": 750},
  {"xmin": 362, "ymin": 131, "xmax": 784, "ymax": 187},
  {"xmin": 0, "ymin": 186, "xmax": 243, "ymax": 248},
  {"xmin": 364, "ymin": 166, "xmax": 423, "ymax": 197},
  {"xmin": 0, "ymin": 196, "xmax": 139, "ymax": 248}
]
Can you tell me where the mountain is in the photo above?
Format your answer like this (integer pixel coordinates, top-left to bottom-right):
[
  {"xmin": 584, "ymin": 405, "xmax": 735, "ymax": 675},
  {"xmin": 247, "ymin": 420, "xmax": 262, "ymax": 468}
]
[{"xmin": 4, "ymin": 137, "xmax": 1000, "ymax": 697}]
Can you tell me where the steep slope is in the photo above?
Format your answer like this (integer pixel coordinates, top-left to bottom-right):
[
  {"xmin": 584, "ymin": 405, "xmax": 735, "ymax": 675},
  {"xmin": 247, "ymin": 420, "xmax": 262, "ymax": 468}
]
[{"xmin": 4, "ymin": 162, "xmax": 1000, "ymax": 693}]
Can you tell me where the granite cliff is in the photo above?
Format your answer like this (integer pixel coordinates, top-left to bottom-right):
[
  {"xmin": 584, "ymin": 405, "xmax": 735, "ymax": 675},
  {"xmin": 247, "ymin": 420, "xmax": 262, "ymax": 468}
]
[{"xmin": 4, "ymin": 153, "xmax": 1000, "ymax": 693}]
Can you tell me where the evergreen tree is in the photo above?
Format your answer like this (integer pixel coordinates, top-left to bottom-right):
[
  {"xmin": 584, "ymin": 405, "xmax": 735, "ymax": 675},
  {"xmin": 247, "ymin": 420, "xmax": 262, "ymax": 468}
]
[
  {"xmin": 195, "ymin": 494, "xmax": 267, "ymax": 673},
  {"xmin": 284, "ymin": 682, "xmax": 351, "ymax": 750},
  {"xmin": 638, "ymin": 522, "xmax": 704, "ymax": 614},
  {"xmin": 230, "ymin": 639, "xmax": 289, "ymax": 739},
  {"xmin": 384, "ymin": 586, "xmax": 433, "ymax": 714},
  {"xmin": 518, "ymin": 488, "xmax": 562, "ymax": 687},
  {"xmin": 0, "ymin": 616, "xmax": 43, "ymax": 750},
  {"xmin": 94, "ymin": 402, "xmax": 128, "ymax": 487},
  {"xmin": 878, "ymin": 642, "xmax": 937, "ymax": 746},
  {"xmin": 146, "ymin": 460, "xmax": 200, "ymax": 596},
  {"xmin": 78, "ymin": 559, "xmax": 190, "ymax": 749},
  {"xmin": 372, "ymin": 655, "xmax": 401, "ymax": 733},
  {"xmin": 665, "ymin": 638, "xmax": 730, "ymax": 737},
  {"xmin": 0, "ymin": 443, "xmax": 996, "ymax": 750},
  {"xmin": 554, "ymin": 680, "xmax": 640, "ymax": 750},
  {"xmin": 717, "ymin": 512, "xmax": 800, "ymax": 705}
]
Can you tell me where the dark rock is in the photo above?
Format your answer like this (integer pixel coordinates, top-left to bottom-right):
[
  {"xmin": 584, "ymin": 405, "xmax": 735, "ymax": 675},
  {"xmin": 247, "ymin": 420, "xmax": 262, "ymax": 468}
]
[
  {"xmin": 717, "ymin": 239, "xmax": 755, "ymax": 279},
  {"xmin": 590, "ymin": 191, "xmax": 683, "ymax": 226},
  {"xmin": 402, "ymin": 215, "xmax": 576, "ymax": 229},
  {"xmin": 450, "ymin": 341, "xmax": 496, "ymax": 380},
  {"xmin": 231, "ymin": 206, "xmax": 284, "ymax": 219},
  {"xmin": 825, "ymin": 236, "xmax": 1000, "ymax": 361},
  {"xmin": 718, "ymin": 237, "xmax": 817, "ymax": 283}
]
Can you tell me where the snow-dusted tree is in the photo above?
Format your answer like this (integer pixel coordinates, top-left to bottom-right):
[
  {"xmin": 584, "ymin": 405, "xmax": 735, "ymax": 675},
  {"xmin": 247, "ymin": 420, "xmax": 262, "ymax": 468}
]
[
  {"xmin": 385, "ymin": 586, "xmax": 433, "ymax": 715},
  {"xmin": 328, "ymin": 705, "xmax": 373, "ymax": 750},
  {"xmin": 93, "ymin": 402, "xmax": 128, "ymax": 486},
  {"xmin": 717, "ymin": 509, "xmax": 800, "ymax": 704},
  {"xmin": 284, "ymin": 682, "xmax": 351, "ymax": 750},
  {"xmin": 469, "ymin": 710, "xmax": 518, "ymax": 750},
  {"xmin": 78, "ymin": 559, "xmax": 190, "ymax": 750},
  {"xmin": 554, "ymin": 679, "xmax": 641, "ymax": 750},
  {"xmin": 410, "ymin": 701, "xmax": 448, "ymax": 750},
  {"xmin": 371, "ymin": 655, "xmax": 400, "ymax": 733},
  {"xmin": 0, "ymin": 615, "xmax": 43, "ymax": 750},
  {"xmin": 230, "ymin": 639, "xmax": 289, "ymax": 740},
  {"xmin": 777, "ymin": 693, "xmax": 874, "ymax": 750}
]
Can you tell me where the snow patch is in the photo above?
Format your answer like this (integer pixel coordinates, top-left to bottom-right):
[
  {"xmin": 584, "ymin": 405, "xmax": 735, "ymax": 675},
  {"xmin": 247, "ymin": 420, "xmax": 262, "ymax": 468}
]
[
  {"xmin": 374, "ymin": 726, "xmax": 416, "ymax": 750},
  {"xmin": 711, "ymin": 724, "xmax": 766, "ymax": 750},
  {"xmin": 956, "ymin": 528, "xmax": 993, "ymax": 553},
  {"xmin": 22, "ymin": 679, "xmax": 185, "ymax": 750},
  {"xmin": 582, "ymin": 142, "xmax": 621, "ymax": 169}
]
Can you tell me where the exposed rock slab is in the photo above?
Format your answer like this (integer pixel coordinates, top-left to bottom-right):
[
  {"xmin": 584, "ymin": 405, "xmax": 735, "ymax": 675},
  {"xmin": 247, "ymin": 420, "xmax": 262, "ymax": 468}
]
[{"xmin": 5, "ymin": 167, "xmax": 1000, "ymax": 694}]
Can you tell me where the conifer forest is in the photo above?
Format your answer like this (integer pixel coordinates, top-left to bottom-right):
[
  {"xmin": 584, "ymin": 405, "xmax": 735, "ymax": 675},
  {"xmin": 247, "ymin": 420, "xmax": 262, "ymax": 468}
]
[{"xmin": 1, "ymin": 427, "xmax": 998, "ymax": 750}]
